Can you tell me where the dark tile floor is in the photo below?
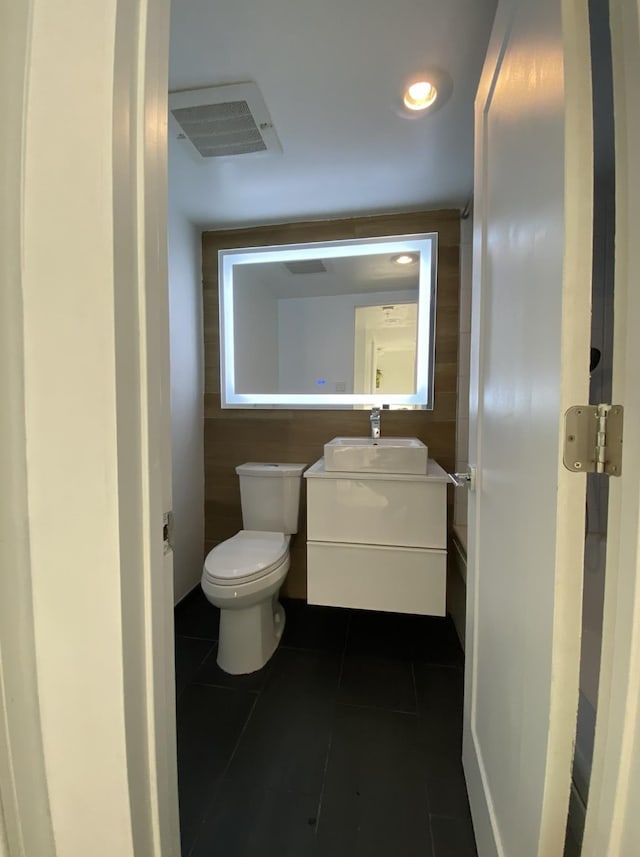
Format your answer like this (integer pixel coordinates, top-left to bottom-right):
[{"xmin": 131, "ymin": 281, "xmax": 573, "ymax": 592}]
[{"xmin": 175, "ymin": 588, "xmax": 477, "ymax": 857}]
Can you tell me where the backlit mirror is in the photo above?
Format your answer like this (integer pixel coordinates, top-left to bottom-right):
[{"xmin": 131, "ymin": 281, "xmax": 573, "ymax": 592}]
[{"xmin": 219, "ymin": 233, "xmax": 437, "ymax": 408}]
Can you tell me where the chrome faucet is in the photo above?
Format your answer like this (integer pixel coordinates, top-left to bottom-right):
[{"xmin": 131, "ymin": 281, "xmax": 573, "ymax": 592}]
[{"xmin": 370, "ymin": 407, "xmax": 381, "ymax": 439}]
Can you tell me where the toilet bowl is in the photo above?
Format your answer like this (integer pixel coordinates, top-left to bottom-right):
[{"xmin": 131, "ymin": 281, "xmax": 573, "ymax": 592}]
[
  {"xmin": 202, "ymin": 531, "xmax": 291, "ymax": 674},
  {"xmin": 201, "ymin": 462, "xmax": 306, "ymax": 675}
]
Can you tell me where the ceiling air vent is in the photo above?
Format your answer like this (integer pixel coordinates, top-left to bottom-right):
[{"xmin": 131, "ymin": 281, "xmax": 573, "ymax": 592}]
[
  {"xmin": 169, "ymin": 82, "xmax": 282, "ymax": 159},
  {"xmin": 284, "ymin": 259, "xmax": 328, "ymax": 275}
]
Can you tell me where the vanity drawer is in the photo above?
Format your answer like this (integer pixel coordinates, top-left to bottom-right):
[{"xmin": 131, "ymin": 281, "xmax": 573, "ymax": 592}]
[
  {"xmin": 306, "ymin": 475, "xmax": 446, "ymax": 548},
  {"xmin": 307, "ymin": 541, "xmax": 446, "ymax": 616}
]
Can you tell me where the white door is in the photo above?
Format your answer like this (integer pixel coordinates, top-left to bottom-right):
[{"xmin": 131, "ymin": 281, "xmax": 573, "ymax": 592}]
[
  {"xmin": 463, "ymin": 1, "xmax": 594, "ymax": 855},
  {"xmin": 0, "ymin": 0, "xmax": 179, "ymax": 854}
]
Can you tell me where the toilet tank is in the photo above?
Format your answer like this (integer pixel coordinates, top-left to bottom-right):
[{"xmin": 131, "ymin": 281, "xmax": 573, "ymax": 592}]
[{"xmin": 235, "ymin": 463, "xmax": 306, "ymax": 534}]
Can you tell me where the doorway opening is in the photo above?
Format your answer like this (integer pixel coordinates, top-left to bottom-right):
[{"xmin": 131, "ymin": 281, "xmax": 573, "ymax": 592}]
[{"xmin": 353, "ymin": 302, "xmax": 418, "ymax": 396}]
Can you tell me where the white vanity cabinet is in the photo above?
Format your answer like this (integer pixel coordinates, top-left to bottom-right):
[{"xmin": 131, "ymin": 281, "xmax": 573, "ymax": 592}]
[{"xmin": 304, "ymin": 458, "xmax": 449, "ymax": 615}]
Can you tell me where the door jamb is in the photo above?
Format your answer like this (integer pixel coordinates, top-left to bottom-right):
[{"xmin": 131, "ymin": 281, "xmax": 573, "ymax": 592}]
[
  {"xmin": 0, "ymin": 1, "xmax": 178, "ymax": 854},
  {"xmin": 582, "ymin": 0, "xmax": 640, "ymax": 851}
]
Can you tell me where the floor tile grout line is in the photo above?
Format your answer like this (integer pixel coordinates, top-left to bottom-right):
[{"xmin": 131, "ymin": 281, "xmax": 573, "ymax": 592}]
[
  {"xmin": 185, "ymin": 777, "xmax": 225, "ymax": 857},
  {"xmin": 192, "ymin": 680, "xmax": 261, "ymax": 693},
  {"xmin": 186, "ymin": 687, "xmax": 263, "ymax": 857},
  {"xmin": 279, "ymin": 643, "xmax": 345, "ymax": 655},
  {"xmin": 429, "ymin": 810, "xmax": 475, "ymax": 822},
  {"xmin": 339, "ymin": 700, "xmax": 419, "ymax": 717},
  {"xmin": 415, "ymin": 660, "xmax": 465, "ymax": 670},
  {"xmin": 218, "ymin": 682, "xmax": 263, "ymax": 779},
  {"xmin": 428, "ymin": 809, "xmax": 438, "ymax": 857},
  {"xmin": 175, "ymin": 642, "xmax": 217, "ymax": 703},
  {"xmin": 410, "ymin": 658, "xmax": 419, "ymax": 713},
  {"xmin": 313, "ymin": 610, "xmax": 350, "ymax": 838},
  {"xmin": 343, "ymin": 610, "xmax": 351, "ymax": 657},
  {"xmin": 173, "ymin": 632, "xmax": 218, "ymax": 644},
  {"xmin": 312, "ymin": 721, "xmax": 335, "ymax": 839}
]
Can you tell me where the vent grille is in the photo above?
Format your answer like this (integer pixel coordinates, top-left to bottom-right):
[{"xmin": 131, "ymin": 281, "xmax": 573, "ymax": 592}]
[
  {"xmin": 284, "ymin": 259, "xmax": 328, "ymax": 275},
  {"xmin": 171, "ymin": 100, "xmax": 267, "ymax": 158}
]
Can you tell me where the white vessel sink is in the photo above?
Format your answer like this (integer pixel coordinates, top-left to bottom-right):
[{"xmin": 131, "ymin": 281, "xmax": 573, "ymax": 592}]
[{"xmin": 323, "ymin": 436, "xmax": 428, "ymax": 475}]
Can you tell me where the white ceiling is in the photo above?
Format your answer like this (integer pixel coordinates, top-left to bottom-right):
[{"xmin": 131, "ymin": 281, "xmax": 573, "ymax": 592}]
[
  {"xmin": 242, "ymin": 253, "xmax": 419, "ymax": 299},
  {"xmin": 168, "ymin": 0, "xmax": 497, "ymax": 228}
]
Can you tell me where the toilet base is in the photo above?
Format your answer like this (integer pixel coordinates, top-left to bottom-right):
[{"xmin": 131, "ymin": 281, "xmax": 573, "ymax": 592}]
[{"xmin": 217, "ymin": 596, "xmax": 286, "ymax": 675}]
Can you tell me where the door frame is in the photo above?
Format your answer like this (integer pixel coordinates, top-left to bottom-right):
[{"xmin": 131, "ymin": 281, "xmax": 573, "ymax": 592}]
[
  {"xmin": 0, "ymin": 0, "xmax": 178, "ymax": 855},
  {"xmin": 581, "ymin": 0, "xmax": 640, "ymax": 852},
  {"xmin": 0, "ymin": 1, "xmax": 56, "ymax": 852}
]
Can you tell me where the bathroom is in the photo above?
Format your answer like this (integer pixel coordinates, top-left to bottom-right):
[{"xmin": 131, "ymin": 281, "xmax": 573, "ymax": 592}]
[
  {"xmin": 169, "ymin": 1, "xmax": 620, "ymax": 857},
  {"xmin": 167, "ymin": 0, "xmax": 484, "ymax": 852}
]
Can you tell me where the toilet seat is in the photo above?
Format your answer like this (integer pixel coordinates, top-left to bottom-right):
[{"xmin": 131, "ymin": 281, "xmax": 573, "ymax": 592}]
[{"xmin": 203, "ymin": 530, "xmax": 289, "ymax": 585}]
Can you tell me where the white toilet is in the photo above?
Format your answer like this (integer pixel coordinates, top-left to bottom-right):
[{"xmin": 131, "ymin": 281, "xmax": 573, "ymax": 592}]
[{"xmin": 201, "ymin": 462, "xmax": 306, "ymax": 675}]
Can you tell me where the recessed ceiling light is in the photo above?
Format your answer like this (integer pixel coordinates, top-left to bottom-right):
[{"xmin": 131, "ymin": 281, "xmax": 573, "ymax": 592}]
[
  {"xmin": 403, "ymin": 81, "xmax": 438, "ymax": 111},
  {"xmin": 396, "ymin": 69, "xmax": 453, "ymax": 120},
  {"xmin": 392, "ymin": 253, "xmax": 418, "ymax": 265}
]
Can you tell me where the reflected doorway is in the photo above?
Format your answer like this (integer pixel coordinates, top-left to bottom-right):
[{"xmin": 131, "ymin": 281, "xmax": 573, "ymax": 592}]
[{"xmin": 353, "ymin": 302, "xmax": 418, "ymax": 396}]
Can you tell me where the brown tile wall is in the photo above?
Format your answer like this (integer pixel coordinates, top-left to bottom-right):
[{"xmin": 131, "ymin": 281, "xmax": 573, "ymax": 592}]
[{"xmin": 201, "ymin": 210, "xmax": 460, "ymax": 598}]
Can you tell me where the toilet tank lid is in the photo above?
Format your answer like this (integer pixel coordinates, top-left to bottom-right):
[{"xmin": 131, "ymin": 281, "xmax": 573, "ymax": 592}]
[{"xmin": 235, "ymin": 462, "xmax": 307, "ymax": 477}]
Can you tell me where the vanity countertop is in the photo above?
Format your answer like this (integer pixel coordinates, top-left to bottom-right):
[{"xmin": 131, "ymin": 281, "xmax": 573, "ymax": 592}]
[{"xmin": 304, "ymin": 457, "xmax": 449, "ymax": 483}]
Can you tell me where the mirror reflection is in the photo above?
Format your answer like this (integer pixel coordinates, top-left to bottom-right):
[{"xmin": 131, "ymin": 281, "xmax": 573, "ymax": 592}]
[{"xmin": 219, "ymin": 234, "xmax": 436, "ymax": 408}]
